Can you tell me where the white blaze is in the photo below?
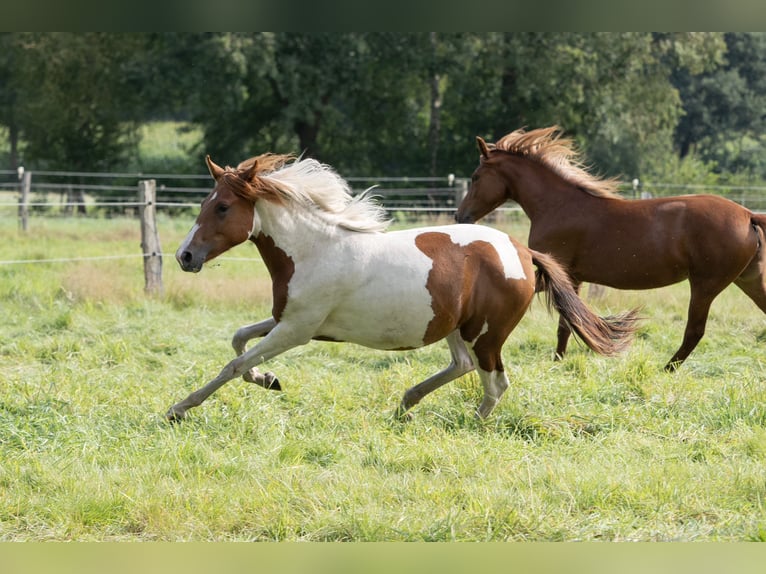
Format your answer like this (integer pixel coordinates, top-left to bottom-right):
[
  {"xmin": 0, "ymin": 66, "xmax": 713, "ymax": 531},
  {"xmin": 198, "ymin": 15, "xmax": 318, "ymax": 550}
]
[{"xmin": 176, "ymin": 223, "xmax": 200, "ymax": 260}]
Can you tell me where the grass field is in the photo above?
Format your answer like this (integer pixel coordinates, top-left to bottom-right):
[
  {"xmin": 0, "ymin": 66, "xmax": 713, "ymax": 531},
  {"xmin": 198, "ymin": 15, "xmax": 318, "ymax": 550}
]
[{"xmin": 1, "ymin": 212, "xmax": 766, "ymax": 541}]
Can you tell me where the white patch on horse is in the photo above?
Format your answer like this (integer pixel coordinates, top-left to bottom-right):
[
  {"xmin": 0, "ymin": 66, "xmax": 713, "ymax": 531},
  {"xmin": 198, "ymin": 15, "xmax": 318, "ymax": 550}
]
[
  {"xmin": 249, "ymin": 206, "xmax": 260, "ymax": 237},
  {"xmin": 274, "ymin": 229, "xmax": 436, "ymax": 350},
  {"xmin": 472, "ymin": 321, "xmax": 490, "ymax": 344},
  {"xmin": 210, "ymin": 191, "xmax": 218, "ymax": 202},
  {"xmin": 176, "ymin": 224, "xmax": 200, "ymax": 258}
]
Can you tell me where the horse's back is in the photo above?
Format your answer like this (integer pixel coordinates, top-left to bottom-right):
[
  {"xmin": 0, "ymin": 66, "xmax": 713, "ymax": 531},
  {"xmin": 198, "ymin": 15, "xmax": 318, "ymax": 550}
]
[
  {"xmin": 544, "ymin": 193, "xmax": 758, "ymax": 289},
  {"xmin": 314, "ymin": 224, "xmax": 536, "ymax": 349}
]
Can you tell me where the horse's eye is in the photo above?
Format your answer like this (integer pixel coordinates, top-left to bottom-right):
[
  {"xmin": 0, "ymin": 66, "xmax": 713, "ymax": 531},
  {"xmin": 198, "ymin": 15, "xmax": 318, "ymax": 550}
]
[{"xmin": 216, "ymin": 203, "xmax": 230, "ymax": 215}]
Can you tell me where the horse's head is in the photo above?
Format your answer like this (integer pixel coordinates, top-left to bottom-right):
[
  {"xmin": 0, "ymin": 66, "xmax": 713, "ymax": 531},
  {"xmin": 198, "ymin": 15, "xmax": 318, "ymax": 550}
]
[
  {"xmin": 454, "ymin": 136, "xmax": 512, "ymax": 224},
  {"xmin": 176, "ymin": 156, "xmax": 260, "ymax": 272}
]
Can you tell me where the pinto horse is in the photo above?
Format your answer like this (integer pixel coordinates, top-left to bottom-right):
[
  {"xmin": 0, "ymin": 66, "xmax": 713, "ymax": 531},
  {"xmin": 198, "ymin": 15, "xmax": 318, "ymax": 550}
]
[
  {"xmin": 455, "ymin": 126, "xmax": 766, "ymax": 371},
  {"xmin": 167, "ymin": 153, "xmax": 637, "ymax": 422}
]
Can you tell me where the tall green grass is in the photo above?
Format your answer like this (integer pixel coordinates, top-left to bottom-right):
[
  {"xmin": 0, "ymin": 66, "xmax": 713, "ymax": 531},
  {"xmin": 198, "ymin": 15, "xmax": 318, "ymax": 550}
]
[{"xmin": 1, "ymin": 213, "xmax": 766, "ymax": 541}]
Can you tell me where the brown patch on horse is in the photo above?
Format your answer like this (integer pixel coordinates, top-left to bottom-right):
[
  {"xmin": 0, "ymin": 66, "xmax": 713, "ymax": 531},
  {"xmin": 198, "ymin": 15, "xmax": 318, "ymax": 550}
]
[
  {"xmin": 415, "ymin": 232, "xmax": 535, "ymax": 372},
  {"xmin": 191, "ymin": 185, "xmax": 257, "ymax": 266},
  {"xmin": 492, "ymin": 126, "xmax": 622, "ymax": 199},
  {"xmin": 207, "ymin": 153, "xmax": 296, "ymax": 205},
  {"xmin": 251, "ymin": 232, "xmax": 294, "ymax": 321}
]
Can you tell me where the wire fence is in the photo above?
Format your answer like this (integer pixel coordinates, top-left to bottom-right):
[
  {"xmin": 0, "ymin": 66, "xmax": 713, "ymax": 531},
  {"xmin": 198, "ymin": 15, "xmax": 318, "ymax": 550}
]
[
  {"xmin": 5, "ymin": 167, "xmax": 766, "ymax": 214},
  {"xmin": 4, "ymin": 166, "xmax": 766, "ymax": 271}
]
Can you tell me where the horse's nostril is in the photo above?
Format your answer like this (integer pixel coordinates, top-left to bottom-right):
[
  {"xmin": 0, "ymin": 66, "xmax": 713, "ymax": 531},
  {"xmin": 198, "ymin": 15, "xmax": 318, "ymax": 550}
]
[{"xmin": 181, "ymin": 251, "xmax": 193, "ymax": 265}]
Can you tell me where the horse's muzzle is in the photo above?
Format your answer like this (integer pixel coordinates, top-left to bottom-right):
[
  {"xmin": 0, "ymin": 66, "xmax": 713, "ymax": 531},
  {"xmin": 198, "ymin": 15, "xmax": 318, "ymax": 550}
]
[
  {"xmin": 177, "ymin": 250, "xmax": 203, "ymax": 273},
  {"xmin": 454, "ymin": 212, "xmax": 474, "ymax": 224}
]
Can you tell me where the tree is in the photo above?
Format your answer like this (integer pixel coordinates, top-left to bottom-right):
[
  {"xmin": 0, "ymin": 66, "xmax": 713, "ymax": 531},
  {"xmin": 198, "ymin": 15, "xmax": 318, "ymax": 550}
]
[
  {"xmin": 674, "ymin": 33, "xmax": 766, "ymax": 179},
  {"xmin": 9, "ymin": 33, "xmax": 153, "ymax": 171},
  {"xmin": 188, "ymin": 33, "xmax": 439, "ymax": 176},
  {"xmin": 188, "ymin": 33, "xmax": 374, "ymax": 164},
  {"xmin": 444, "ymin": 32, "xmax": 725, "ymax": 179}
]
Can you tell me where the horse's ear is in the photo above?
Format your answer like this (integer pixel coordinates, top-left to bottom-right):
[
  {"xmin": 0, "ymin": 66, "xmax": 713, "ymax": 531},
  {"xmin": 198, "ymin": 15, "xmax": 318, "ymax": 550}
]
[
  {"xmin": 206, "ymin": 155, "xmax": 225, "ymax": 180},
  {"xmin": 476, "ymin": 136, "xmax": 491, "ymax": 159},
  {"xmin": 240, "ymin": 158, "xmax": 259, "ymax": 183}
]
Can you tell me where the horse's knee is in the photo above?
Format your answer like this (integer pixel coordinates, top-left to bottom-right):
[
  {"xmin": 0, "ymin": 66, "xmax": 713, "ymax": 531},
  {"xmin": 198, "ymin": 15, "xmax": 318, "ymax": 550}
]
[{"xmin": 232, "ymin": 330, "xmax": 249, "ymax": 355}]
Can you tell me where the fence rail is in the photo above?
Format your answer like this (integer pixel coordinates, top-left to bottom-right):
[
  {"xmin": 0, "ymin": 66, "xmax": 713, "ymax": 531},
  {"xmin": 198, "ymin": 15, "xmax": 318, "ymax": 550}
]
[
  {"xmin": 5, "ymin": 167, "xmax": 766, "ymax": 219},
  {"xmin": 5, "ymin": 166, "xmax": 766, "ymax": 296},
  {"xmin": 0, "ymin": 167, "xmax": 475, "ymax": 220}
]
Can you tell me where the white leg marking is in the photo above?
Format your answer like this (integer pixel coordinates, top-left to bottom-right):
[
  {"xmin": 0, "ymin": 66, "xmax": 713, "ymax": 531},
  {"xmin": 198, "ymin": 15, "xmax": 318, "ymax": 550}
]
[{"xmin": 475, "ymin": 368, "xmax": 510, "ymax": 419}]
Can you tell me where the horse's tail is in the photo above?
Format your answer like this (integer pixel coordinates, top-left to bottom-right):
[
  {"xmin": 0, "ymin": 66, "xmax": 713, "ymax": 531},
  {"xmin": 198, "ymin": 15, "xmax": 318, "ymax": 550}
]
[{"xmin": 531, "ymin": 249, "xmax": 639, "ymax": 356}]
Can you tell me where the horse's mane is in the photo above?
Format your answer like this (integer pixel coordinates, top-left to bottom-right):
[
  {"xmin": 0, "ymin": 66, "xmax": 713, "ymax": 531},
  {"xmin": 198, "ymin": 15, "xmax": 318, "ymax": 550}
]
[
  {"xmin": 493, "ymin": 126, "xmax": 622, "ymax": 199},
  {"xmin": 226, "ymin": 153, "xmax": 390, "ymax": 233}
]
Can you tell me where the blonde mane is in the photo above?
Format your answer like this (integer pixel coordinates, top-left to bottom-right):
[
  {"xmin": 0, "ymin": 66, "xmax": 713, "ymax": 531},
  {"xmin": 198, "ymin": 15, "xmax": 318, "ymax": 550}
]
[
  {"xmin": 229, "ymin": 154, "xmax": 390, "ymax": 233},
  {"xmin": 493, "ymin": 126, "xmax": 622, "ymax": 198}
]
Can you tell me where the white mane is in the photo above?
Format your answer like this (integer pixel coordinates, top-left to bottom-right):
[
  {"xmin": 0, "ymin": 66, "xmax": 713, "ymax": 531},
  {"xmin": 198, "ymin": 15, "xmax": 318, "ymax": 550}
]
[{"xmin": 261, "ymin": 158, "xmax": 391, "ymax": 233}]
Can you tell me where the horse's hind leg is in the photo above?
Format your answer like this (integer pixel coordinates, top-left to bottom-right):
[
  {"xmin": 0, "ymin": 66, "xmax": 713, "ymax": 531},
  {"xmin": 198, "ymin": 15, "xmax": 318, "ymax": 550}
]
[
  {"xmin": 396, "ymin": 331, "xmax": 474, "ymax": 420},
  {"xmin": 735, "ymin": 276, "xmax": 766, "ymax": 314},
  {"xmin": 734, "ymin": 245, "xmax": 766, "ymax": 313},
  {"xmin": 231, "ymin": 317, "xmax": 280, "ymax": 390},
  {"xmin": 665, "ymin": 285, "xmax": 721, "ymax": 371},
  {"xmin": 470, "ymin": 364, "xmax": 509, "ymax": 419}
]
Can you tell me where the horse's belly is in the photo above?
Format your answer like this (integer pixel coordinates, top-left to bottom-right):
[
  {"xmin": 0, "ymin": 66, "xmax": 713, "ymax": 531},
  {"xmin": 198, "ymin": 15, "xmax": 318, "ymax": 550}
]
[
  {"xmin": 317, "ymin": 297, "xmax": 434, "ymax": 350},
  {"xmin": 315, "ymin": 261, "xmax": 437, "ymax": 350},
  {"xmin": 578, "ymin": 261, "xmax": 689, "ymax": 290}
]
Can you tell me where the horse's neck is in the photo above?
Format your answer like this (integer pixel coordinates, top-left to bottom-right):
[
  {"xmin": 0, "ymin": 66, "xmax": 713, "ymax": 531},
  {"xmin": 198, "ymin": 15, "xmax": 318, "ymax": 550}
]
[
  {"xmin": 255, "ymin": 202, "xmax": 335, "ymax": 261},
  {"xmin": 504, "ymin": 158, "xmax": 591, "ymax": 221}
]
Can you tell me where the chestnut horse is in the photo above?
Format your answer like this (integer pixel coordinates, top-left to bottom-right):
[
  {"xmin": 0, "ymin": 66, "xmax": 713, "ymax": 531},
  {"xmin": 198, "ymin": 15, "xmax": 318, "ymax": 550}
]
[
  {"xmin": 167, "ymin": 153, "xmax": 637, "ymax": 421},
  {"xmin": 455, "ymin": 126, "xmax": 766, "ymax": 371}
]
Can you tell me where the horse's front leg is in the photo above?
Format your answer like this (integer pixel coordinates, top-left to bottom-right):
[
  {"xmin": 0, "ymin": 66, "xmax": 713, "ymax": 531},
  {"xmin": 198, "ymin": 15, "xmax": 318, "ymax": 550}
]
[
  {"xmin": 554, "ymin": 280, "xmax": 580, "ymax": 360},
  {"xmin": 232, "ymin": 317, "xmax": 280, "ymax": 390},
  {"xmin": 166, "ymin": 322, "xmax": 311, "ymax": 422}
]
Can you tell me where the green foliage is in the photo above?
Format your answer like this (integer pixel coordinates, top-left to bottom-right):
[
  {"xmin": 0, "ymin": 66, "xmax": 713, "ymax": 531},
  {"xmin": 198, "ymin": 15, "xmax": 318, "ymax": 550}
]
[
  {"xmin": 4, "ymin": 32, "xmax": 758, "ymax": 183},
  {"xmin": 2, "ymin": 215, "xmax": 766, "ymax": 540},
  {"xmin": 6, "ymin": 33, "xmax": 153, "ymax": 171},
  {"xmin": 674, "ymin": 33, "xmax": 766, "ymax": 179},
  {"xmin": 130, "ymin": 121, "xmax": 203, "ymax": 174}
]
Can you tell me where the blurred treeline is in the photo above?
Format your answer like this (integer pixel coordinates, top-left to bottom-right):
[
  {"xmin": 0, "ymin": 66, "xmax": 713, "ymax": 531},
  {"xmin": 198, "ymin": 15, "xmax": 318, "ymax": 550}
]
[{"xmin": 1, "ymin": 32, "xmax": 766, "ymax": 183}]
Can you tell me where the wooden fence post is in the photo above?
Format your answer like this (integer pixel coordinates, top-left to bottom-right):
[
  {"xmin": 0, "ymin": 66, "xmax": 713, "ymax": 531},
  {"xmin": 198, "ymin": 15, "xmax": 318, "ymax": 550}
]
[
  {"xmin": 138, "ymin": 179, "xmax": 163, "ymax": 296},
  {"xmin": 18, "ymin": 168, "xmax": 30, "ymax": 232}
]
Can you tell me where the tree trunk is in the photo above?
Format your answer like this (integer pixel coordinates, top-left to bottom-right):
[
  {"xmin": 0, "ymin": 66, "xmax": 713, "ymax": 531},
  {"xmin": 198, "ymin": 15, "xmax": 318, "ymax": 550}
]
[
  {"xmin": 295, "ymin": 119, "xmax": 320, "ymax": 159},
  {"xmin": 427, "ymin": 32, "xmax": 442, "ymax": 178},
  {"xmin": 9, "ymin": 122, "xmax": 19, "ymax": 171}
]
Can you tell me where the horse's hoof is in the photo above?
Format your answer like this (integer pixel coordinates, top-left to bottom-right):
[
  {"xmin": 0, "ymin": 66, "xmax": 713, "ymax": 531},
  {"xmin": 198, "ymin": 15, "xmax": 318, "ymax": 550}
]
[
  {"xmin": 393, "ymin": 407, "xmax": 413, "ymax": 422},
  {"xmin": 165, "ymin": 408, "xmax": 185, "ymax": 423},
  {"xmin": 264, "ymin": 372, "xmax": 281, "ymax": 391},
  {"xmin": 244, "ymin": 369, "xmax": 281, "ymax": 390},
  {"xmin": 664, "ymin": 361, "xmax": 681, "ymax": 373}
]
